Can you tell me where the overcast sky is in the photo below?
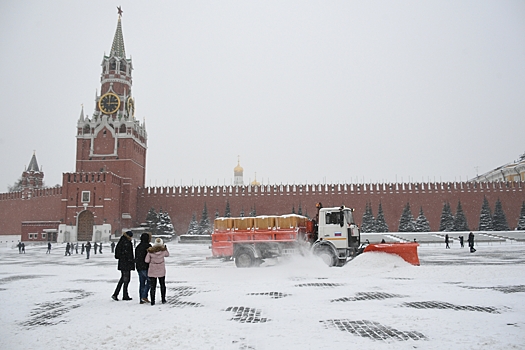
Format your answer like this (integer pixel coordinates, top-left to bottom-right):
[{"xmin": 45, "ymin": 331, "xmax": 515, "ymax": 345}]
[{"xmin": 1, "ymin": 1, "xmax": 524, "ymax": 192}]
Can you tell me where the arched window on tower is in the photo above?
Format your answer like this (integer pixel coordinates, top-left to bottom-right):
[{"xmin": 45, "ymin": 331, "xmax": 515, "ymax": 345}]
[
  {"xmin": 109, "ymin": 59, "xmax": 116, "ymax": 71},
  {"xmin": 120, "ymin": 60, "xmax": 127, "ymax": 73},
  {"xmin": 83, "ymin": 124, "xmax": 90, "ymax": 134},
  {"xmin": 119, "ymin": 124, "xmax": 126, "ymax": 133}
]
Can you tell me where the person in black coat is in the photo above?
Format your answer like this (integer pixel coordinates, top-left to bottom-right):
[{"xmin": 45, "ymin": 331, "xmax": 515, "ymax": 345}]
[
  {"xmin": 112, "ymin": 231, "xmax": 135, "ymax": 301},
  {"xmin": 468, "ymin": 232, "xmax": 476, "ymax": 253},
  {"xmin": 135, "ymin": 232, "xmax": 152, "ymax": 304}
]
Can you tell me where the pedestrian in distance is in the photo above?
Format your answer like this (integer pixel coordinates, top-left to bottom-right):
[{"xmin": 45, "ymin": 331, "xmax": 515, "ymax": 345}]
[
  {"xmin": 85, "ymin": 241, "xmax": 91, "ymax": 259},
  {"xmin": 18, "ymin": 241, "xmax": 22, "ymax": 254},
  {"xmin": 65, "ymin": 242, "xmax": 71, "ymax": 256},
  {"xmin": 46, "ymin": 242, "xmax": 51, "ymax": 254},
  {"xmin": 112, "ymin": 231, "xmax": 135, "ymax": 301},
  {"xmin": 81, "ymin": 243, "xmax": 85, "ymax": 254},
  {"xmin": 94, "ymin": 242, "xmax": 98, "ymax": 255},
  {"xmin": 21, "ymin": 242, "xmax": 25, "ymax": 253},
  {"xmin": 445, "ymin": 234, "xmax": 450, "ymax": 249},
  {"xmin": 146, "ymin": 238, "xmax": 169, "ymax": 305},
  {"xmin": 459, "ymin": 235, "xmax": 464, "ymax": 248},
  {"xmin": 111, "ymin": 241, "xmax": 115, "ymax": 253},
  {"xmin": 99, "ymin": 243, "xmax": 102, "ymax": 254},
  {"xmin": 468, "ymin": 232, "xmax": 476, "ymax": 253},
  {"xmin": 135, "ymin": 232, "xmax": 152, "ymax": 304},
  {"xmin": 75, "ymin": 243, "xmax": 79, "ymax": 254}
]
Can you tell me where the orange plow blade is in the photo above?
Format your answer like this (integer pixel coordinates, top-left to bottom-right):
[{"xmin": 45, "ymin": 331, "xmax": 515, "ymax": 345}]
[{"xmin": 363, "ymin": 242, "xmax": 420, "ymax": 266}]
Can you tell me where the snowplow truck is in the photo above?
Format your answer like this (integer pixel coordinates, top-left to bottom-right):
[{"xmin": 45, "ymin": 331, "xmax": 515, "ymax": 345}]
[{"xmin": 211, "ymin": 204, "xmax": 420, "ymax": 267}]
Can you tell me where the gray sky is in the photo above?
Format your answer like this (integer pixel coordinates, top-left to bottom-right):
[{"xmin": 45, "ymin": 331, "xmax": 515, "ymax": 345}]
[{"xmin": 1, "ymin": 1, "xmax": 524, "ymax": 192}]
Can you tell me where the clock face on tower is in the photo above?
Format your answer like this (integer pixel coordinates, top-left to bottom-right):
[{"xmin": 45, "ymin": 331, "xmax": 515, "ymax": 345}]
[{"xmin": 98, "ymin": 92, "xmax": 121, "ymax": 114}]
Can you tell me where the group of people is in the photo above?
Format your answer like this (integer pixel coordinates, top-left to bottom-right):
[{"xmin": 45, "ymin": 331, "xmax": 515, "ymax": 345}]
[
  {"xmin": 112, "ymin": 231, "xmax": 169, "ymax": 306},
  {"xmin": 444, "ymin": 232, "xmax": 476, "ymax": 252},
  {"xmin": 17, "ymin": 241, "xmax": 25, "ymax": 253}
]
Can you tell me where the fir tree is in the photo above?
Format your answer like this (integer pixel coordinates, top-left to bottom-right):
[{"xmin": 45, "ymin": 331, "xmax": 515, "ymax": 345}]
[
  {"xmin": 145, "ymin": 207, "xmax": 159, "ymax": 235},
  {"xmin": 398, "ymin": 202, "xmax": 415, "ymax": 232},
  {"xmin": 361, "ymin": 202, "xmax": 376, "ymax": 233},
  {"xmin": 156, "ymin": 209, "xmax": 175, "ymax": 237},
  {"xmin": 414, "ymin": 207, "xmax": 430, "ymax": 232},
  {"xmin": 298, "ymin": 204, "xmax": 303, "ymax": 216},
  {"xmin": 439, "ymin": 202, "xmax": 454, "ymax": 232},
  {"xmin": 239, "ymin": 208, "xmax": 245, "ymax": 217},
  {"xmin": 452, "ymin": 201, "xmax": 469, "ymax": 231},
  {"xmin": 478, "ymin": 196, "xmax": 493, "ymax": 231},
  {"xmin": 215, "ymin": 209, "xmax": 220, "ymax": 219},
  {"xmin": 198, "ymin": 203, "xmax": 212, "ymax": 235},
  {"xmin": 492, "ymin": 199, "xmax": 510, "ymax": 231},
  {"xmin": 517, "ymin": 202, "xmax": 525, "ymax": 230},
  {"xmin": 224, "ymin": 200, "xmax": 231, "ymax": 218},
  {"xmin": 249, "ymin": 205, "xmax": 257, "ymax": 217},
  {"xmin": 291, "ymin": 205, "xmax": 295, "ymax": 214},
  {"xmin": 186, "ymin": 213, "xmax": 199, "ymax": 235},
  {"xmin": 375, "ymin": 202, "xmax": 389, "ymax": 233}
]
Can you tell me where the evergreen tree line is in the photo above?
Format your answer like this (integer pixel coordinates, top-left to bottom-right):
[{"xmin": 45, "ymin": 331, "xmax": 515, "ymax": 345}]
[
  {"xmin": 144, "ymin": 208, "xmax": 175, "ymax": 237},
  {"xmin": 361, "ymin": 198, "xmax": 525, "ymax": 233}
]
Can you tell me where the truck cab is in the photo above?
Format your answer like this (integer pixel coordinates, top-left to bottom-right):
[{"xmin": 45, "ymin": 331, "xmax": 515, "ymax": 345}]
[{"xmin": 313, "ymin": 206, "xmax": 361, "ymax": 266}]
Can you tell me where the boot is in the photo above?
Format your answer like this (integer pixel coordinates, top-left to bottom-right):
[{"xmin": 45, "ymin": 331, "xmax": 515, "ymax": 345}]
[
  {"xmin": 150, "ymin": 289, "xmax": 156, "ymax": 305},
  {"xmin": 161, "ymin": 286, "xmax": 166, "ymax": 304}
]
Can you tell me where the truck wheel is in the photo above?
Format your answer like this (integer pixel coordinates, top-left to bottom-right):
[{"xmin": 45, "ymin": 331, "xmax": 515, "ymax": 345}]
[
  {"xmin": 235, "ymin": 249, "xmax": 255, "ymax": 268},
  {"xmin": 314, "ymin": 246, "xmax": 336, "ymax": 267}
]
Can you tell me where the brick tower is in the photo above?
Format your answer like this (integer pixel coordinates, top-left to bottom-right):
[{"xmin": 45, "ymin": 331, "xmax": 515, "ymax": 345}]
[{"xmin": 60, "ymin": 11, "xmax": 147, "ymax": 241}]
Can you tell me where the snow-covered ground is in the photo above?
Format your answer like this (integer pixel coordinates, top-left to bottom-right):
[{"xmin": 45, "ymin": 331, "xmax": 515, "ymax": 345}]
[{"xmin": 1, "ymin": 240, "xmax": 524, "ymax": 350}]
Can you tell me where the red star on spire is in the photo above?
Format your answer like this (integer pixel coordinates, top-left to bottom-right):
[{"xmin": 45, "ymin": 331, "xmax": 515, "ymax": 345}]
[{"xmin": 117, "ymin": 6, "xmax": 123, "ymax": 17}]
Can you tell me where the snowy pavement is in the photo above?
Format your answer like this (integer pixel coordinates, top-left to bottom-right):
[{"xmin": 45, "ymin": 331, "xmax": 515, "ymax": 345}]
[{"xmin": 0, "ymin": 241, "xmax": 524, "ymax": 350}]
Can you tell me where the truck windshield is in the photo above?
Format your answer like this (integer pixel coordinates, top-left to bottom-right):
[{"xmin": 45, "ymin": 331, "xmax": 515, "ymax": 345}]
[{"xmin": 343, "ymin": 210, "xmax": 354, "ymax": 225}]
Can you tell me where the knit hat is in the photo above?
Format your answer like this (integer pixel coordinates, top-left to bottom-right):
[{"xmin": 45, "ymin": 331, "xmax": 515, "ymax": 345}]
[
  {"xmin": 153, "ymin": 238, "xmax": 164, "ymax": 247},
  {"xmin": 126, "ymin": 230, "xmax": 133, "ymax": 237}
]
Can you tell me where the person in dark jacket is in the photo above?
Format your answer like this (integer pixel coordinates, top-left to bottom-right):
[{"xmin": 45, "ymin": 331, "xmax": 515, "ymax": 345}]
[
  {"xmin": 85, "ymin": 241, "xmax": 91, "ymax": 259},
  {"xmin": 445, "ymin": 234, "xmax": 450, "ymax": 249},
  {"xmin": 112, "ymin": 231, "xmax": 135, "ymax": 301},
  {"xmin": 135, "ymin": 232, "xmax": 152, "ymax": 304},
  {"xmin": 468, "ymin": 232, "xmax": 476, "ymax": 253}
]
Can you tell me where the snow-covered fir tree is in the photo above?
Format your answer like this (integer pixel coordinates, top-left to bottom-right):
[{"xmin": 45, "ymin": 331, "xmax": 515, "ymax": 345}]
[
  {"xmin": 145, "ymin": 207, "xmax": 159, "ymax": 235},
  {"xmin": 239, "ymin": 208, "xmax": 245, "ymax": 217},
  {"xmin": 478, "ymin": 196, "xmax": 493, "ymax": 231},
  {"xmin": 215, "ymin": 209, "xmax": 220, "ymax": 219},
  {"xmin": 360, "ymin": 202, "xmax": 376, "ymax": 233},
  {"xmin": 453, "ymin": 201, "xmax": 469, "ymax": 231},
  {"xmin": 492, "ymin": 199, "xmax": 509, "ymax": 231},
  {"xmin": 186, "ymin": 213, "xmax": 200, "ymax": 235},
  {"xmin": 414, "ymin": 207, "xmax": 430, "ymax": 232},
  {"xmin": 291, "ymin": 205, "xmax": 295, "ymax": 214},
  {"xmin": 298, "ymin": 204, "xmax": 303, "ymax": 216},
  {"xmin": 198, "ymin": 203, "xmax": 212, "ymax": 235},
  {"xmin": 249, "ymin": 205, "xmax": 257, "ymax": 217},
  {"xmin": 375, "ymin": 202, "xmax": 389, "ymax": 233},
  {"xmin": 224, "ymin": 200, "xmax": 231, "ymax": 217},
  {"xmin": 398, "ymin": 202, "xmax": 415, "ymax": 232},
  {"xmin": 517, "ymin": 202, "xmax": 525, "ymax": 230},
  {"xmin": 439, "ymin": 202, "xmax": 454, "ymax": 232},
  {"xmin": 156, "ymin": 209, "xmax": 175, "ymax": 238}
]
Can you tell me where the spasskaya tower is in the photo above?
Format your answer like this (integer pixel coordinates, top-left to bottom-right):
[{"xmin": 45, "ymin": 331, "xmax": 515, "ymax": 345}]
[{"xmin": 60, "ymin": 8, "xmax": 147, "ymax": 239}]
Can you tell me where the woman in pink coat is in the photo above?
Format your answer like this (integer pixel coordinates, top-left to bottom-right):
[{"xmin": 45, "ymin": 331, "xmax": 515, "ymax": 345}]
[{"xmin": 145, "ymin": 238, "xmax": 169, "ymax": 305}]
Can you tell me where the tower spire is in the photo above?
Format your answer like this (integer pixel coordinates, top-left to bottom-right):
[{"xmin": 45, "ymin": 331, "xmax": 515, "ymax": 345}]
[{"xmin": 110, "ymin": 13, "xmax": 126, "ymax": 58}]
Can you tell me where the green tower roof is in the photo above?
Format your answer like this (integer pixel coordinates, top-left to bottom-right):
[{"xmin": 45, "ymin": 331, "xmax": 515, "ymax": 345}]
[{"xmin": 110, "ymin": 16, "xmax": 126, "ymax": 58}]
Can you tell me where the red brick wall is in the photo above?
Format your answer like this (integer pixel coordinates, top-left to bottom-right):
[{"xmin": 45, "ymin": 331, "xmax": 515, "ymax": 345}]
[
  {"xmin": 0, "ymin": 188, "xmax": 62, "ymax": 235},
  {"xmin": 137, "ymin": 182, "xmax": 525, "ymax": 235},
  {"xmin": 21, "ymin": 221, "xmax": 60, "ymax": 242}
]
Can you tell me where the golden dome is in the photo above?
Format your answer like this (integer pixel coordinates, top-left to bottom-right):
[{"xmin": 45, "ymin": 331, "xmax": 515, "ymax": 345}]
[
  {"xmin": 250, "ymin": 172, "xmax": 260, "ymax": 186},
  {"xmin": 234, "ymin": 158, "xmax": 243, "ymax": 174}
]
